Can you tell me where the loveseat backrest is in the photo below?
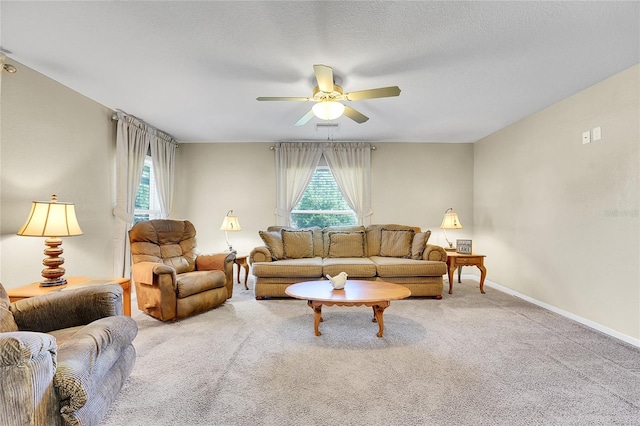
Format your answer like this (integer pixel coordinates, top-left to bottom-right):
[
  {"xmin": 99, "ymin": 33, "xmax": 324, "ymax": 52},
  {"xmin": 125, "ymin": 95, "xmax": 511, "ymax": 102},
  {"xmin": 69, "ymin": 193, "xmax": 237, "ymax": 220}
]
[
  {"xmin": 129, "ymin": 220, "xmax": 198, "ymax": 274},
  {"xmin": 365, "ymin": 224, "xmax": 421, "ymax": 256}
]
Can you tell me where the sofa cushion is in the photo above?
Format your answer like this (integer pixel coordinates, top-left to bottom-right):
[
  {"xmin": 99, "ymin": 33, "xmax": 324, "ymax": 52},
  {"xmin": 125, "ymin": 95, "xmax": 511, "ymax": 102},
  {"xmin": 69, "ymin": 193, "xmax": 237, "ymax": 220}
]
[
  {"xmin": 380, "ymin": 229, "xmax": 415, "ymax": 258},
  {"xmin": 252, "ymin": 257, "xmax": 323, "ymax": 278},
  {"xmin": 282, "ymin": 229, "xmax": 314, "ymax": 259},
  {"xmin": 411, "ymin": 231, "xmax": 431, "ymax": 260},
  {"xmin": 370, "ymin": 256, "xmax": 447, "ymax": 277},
  {"xmin": 0, "ymin": 284, "xmax": 18, "ymax": 332},
  {"xmin": 327, "ymin": 231, "xmax": 366, "ymax": 258},
  {"xmin": 259, "ymin": 230, "xmax": 285, "ymax": 260},
  {"xmin": 323, "ymin": 258, "xmax": 377, "ymax": 277}
]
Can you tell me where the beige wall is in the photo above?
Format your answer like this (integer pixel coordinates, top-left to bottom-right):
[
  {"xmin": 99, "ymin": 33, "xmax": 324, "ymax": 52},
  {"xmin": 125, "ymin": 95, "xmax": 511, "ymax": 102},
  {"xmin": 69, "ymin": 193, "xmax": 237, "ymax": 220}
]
[
  {"xmin": 171, "ymin": 142, "xmax": 475, "ymax": 255},
  {"xmin": 0, "ymin": 61, "xmax": 116, "ymax": 288},
  {"xmin": 474, "ymin": 65, "xmax": 640, "ymax": 341},
  {"xmin": 2, "ymin": 57, "xmax": 637, "ymax": 345}
]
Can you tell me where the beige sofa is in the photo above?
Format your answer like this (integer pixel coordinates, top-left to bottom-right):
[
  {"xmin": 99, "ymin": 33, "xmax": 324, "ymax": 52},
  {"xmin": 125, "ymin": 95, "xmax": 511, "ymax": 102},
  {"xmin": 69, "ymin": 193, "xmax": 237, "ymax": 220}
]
[{"xmin": 249, "ymin": 224, "xmax": 448, "ymax": 299}]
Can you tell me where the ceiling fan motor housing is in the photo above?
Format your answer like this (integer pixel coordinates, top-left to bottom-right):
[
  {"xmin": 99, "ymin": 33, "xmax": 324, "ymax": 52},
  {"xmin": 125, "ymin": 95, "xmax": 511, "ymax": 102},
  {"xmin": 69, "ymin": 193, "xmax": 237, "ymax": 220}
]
[{"xmin": 313, "ymin": 85, "xmax": 344, "ymax": 102}]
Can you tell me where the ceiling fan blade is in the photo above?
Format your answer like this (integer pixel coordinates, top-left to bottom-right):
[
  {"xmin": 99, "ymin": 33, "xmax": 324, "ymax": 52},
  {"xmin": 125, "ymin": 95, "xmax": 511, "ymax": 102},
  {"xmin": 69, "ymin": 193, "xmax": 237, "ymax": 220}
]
[
  {"xmin": 344, "ymin": 86, "xmax": 401, "ymax": 101},
  {"xmin": 343, "ymin": 106, "xmax": 369, "ymax": 124},
  {"xmin": 294, "ymin": 109, "xmax": 315, "ymax": 126},
  {"xmin": 257, "ymin": 96, "xmax": 310, "ymax": 101},
  {"xmin": 313, "ymin": 64, "xmax": 334, "ymax": 93}
]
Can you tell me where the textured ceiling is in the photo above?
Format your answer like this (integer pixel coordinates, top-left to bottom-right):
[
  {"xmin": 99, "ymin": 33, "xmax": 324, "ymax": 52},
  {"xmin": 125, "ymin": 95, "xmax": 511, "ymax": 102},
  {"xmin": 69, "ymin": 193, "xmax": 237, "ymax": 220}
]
[{"xmin": 1, "ymin": 1, "xmax": 638, "ymax": 143}]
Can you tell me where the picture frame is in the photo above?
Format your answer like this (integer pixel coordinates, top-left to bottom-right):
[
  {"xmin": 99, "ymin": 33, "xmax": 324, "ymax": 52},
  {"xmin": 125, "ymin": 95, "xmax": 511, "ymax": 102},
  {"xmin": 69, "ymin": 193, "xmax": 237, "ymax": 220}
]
[{"xmin": 456, "ymin": 239, "xmax": 472, "ymax": 254}]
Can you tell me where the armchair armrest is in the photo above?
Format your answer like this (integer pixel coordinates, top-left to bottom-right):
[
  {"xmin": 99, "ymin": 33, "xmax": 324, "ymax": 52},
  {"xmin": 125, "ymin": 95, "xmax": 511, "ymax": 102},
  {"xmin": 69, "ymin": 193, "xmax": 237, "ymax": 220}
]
[
  {"xmin": 423, "ymin": 244, "xmax": 448, "ymax": 262},
  {"xmin": 196, "ymin": 252, "xmax": 234, "ymax": 271},
  {"xmin": 0, "ymin": 332, "xmax": 58, "ymax": 424},
  {"xmin": 197, "ymin": 252, "xmax": 235, "ymax": 298},
  {"xmin": 0, "ymin": 331, "xmax": 57, "ymax": 367},
  {"xmin": 131, "ymin": 261, "xmax": 179, "ymax": 320},
  {"xmin": 10, "ymin": 284, "xmax": 124, "ymax": 332},
  {"xmin": 132, "ymin": 261, "xmax": 176, "ymax": 286},
  {"xmin": 250, "ymin": 246, "xmax": 273, "ymax": 264}
]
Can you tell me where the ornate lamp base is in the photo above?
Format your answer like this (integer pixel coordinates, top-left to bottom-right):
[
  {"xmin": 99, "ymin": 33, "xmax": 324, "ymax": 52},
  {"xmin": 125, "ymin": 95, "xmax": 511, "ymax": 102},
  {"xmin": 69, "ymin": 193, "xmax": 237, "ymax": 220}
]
[{"xmin": 40, "ymin": 237, "xmax": 68, "ymax": 287}]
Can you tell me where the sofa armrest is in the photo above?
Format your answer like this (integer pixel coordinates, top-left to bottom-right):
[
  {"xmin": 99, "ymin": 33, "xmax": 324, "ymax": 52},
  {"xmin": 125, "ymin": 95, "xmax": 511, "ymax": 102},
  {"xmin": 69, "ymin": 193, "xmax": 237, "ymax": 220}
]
[
  {"xmin": 0, "ymin": 332, "xmax": 59, "ymax": 425},
  {"xmin": 249, "ymin": 247, "xmax": 273, "ymax": 264},
  {"xmin": 423, "ymin": 244, "xmax": 448, "ymax": 262},
  {"xmin": 10, "ymin": 284, "xmax": 124, "ymax": 332}
]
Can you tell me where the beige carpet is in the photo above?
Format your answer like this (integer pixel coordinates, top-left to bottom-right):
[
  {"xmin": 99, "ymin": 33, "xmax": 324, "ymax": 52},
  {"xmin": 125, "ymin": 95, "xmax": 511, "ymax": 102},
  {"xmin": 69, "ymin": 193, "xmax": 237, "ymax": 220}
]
[{"xmin": 103, "ymin": 276, "xmax": 640, "ymax": 425}]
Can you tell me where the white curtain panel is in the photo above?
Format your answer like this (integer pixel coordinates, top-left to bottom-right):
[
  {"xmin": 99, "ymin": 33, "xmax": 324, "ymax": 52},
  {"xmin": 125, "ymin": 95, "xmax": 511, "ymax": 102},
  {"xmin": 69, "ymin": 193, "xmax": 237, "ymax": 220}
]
[
  {"xmin": 150, "ymin": 133, "xmax": 177, "ymax": 218},
  {"xmin": 274, "ymin": 142, "xmax": 323, "ymax": 226},
  {"xmin": 113, "ymin": 111, "xmax": 150, "ymax": 277},
  {"xmin": 112, "ymin": 111, "xmax": 176, "ymax": 277},
  {"xmin": 323, "ymin": 142, "xmax": 372, "ymax": 225}
]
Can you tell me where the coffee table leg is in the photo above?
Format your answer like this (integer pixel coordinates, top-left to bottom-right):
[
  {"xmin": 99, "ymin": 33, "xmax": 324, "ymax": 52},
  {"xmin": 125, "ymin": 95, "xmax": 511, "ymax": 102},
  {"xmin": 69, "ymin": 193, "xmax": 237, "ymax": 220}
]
[
  {"xmin": 308, "ymin": 301, "xmax": 323, "ymax": 336},
  {"xmin": 372, "ymin": 302, "xmax": 390, "ymax": 338}
]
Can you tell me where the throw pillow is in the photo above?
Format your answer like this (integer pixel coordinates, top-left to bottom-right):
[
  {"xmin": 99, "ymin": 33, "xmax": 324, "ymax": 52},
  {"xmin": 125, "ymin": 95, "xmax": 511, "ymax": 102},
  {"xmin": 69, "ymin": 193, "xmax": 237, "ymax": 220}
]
[
  {"xmin": 380, "ymin": 229, "xmax": 414, "ymax": 258},
  {"xmin": 0, "ymin": 284, "xmax": 18, "ymax": 332},
  {"xmin": 282, "ymin": 229, "xmax": 314, "ymax": 259},
  {"xmin": 259, "ymin": 230, "xmax": 284, "ymax": 260},
  {"xmin": 327, "ymin": 231, "xmax": 366, "ymax": 258},
  {"xmin": 411, "ymin": 230, "xmax": 431, "ymax": 260}
]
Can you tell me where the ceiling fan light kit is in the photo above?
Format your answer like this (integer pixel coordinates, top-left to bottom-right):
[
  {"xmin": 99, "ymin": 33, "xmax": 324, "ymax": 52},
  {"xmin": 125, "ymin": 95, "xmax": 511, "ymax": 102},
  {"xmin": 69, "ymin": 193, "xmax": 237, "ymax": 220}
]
[
  {"xmin": 257, "ymin": 64, "xmax": 401, "ymax": 126},
  {"xmin": 312, "ymin": 101, "xmax": 345, "ymax": 120}
]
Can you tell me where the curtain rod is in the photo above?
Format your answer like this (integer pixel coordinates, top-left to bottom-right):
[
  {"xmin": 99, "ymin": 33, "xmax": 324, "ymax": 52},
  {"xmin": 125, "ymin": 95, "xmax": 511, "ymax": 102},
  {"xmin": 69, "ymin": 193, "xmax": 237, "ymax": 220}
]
[
  {"xmin": 269, "ymin": 145, "xmax": 376, "ymax": 150},
  {"xmin": 112, "ymin": 112, "xmax": 178, "ymax": 147}
]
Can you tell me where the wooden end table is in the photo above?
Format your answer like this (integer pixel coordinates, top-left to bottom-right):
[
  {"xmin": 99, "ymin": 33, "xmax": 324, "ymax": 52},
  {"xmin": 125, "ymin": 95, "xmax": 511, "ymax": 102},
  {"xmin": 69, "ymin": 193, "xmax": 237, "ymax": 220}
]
[
  {"xmin": 446, "ymin": 253, "xmax": 487, "ymax": 294},
  {"xmin": 285, "ymin": 280, "xmax": 411, "ymax": 338},
  {"xmin": 234, "ymin": 254, "xmax": 249, "ymax": 290},
  {"xmin": 7, "ymin": 276, "xmax": 132, "ymax": 316}
]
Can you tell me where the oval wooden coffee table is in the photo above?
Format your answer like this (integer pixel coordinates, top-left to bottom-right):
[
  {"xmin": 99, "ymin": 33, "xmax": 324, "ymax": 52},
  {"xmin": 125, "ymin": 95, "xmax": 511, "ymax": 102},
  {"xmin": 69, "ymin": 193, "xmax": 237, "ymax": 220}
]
[{"xmin": 285, "ymin": 280, "xmax": 411, "ymax": 338}]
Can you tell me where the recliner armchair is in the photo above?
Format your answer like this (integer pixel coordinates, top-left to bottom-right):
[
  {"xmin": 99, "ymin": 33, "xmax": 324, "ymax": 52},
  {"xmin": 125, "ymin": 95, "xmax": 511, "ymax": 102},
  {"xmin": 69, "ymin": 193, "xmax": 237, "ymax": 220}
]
[
  {"xmin": 0, "ymin": 282, "xmax": 137, "ymax": 426},
  {"xmin": 129, "ymin": 219, "xmax": 235, "ymax": 321}
]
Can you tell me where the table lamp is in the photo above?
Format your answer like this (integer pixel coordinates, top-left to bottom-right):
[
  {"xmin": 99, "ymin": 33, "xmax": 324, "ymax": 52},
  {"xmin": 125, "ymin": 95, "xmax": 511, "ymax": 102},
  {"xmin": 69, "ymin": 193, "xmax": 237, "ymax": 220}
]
[
  {"xmin": 440, "ymin": 207, "xmax": 462, "ymax": 251},
  {"xmin": 220, "ymin": 210, "xmax": 241, "ymax": 252},
  {"xmin": 17, "ymin": 194, "xmax": 83, "ymax": 286}
]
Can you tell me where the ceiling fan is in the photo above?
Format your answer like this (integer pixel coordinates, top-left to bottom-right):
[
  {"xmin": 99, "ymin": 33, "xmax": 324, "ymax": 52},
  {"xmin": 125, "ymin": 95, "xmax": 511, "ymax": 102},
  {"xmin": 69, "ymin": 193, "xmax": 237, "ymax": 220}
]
[{"xmin": 257, "ymin": 64, "xmax": 401, "ymax": 126}]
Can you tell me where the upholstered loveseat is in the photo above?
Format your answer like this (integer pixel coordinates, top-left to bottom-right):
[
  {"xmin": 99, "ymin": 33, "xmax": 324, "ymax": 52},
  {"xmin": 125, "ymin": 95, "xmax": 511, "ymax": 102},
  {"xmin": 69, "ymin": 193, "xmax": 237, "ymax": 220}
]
[
  {"xmin": 0, "ymin": 283, "xmax": 137, "ymax": 426},
  {"xmin": 249, "ymin": 224, "xmax": 448, "ymax": 299}
]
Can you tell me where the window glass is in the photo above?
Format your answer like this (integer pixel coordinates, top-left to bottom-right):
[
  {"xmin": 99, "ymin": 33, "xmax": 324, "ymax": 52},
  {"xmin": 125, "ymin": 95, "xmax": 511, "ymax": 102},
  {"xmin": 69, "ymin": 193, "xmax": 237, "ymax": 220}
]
[
  {"xmin": 134, "ymin": 156, "xmax": 162, "ymax": 223},
  {"xmin": 291, "ymin": 167, "xmax": 357, "ymax": 228}
]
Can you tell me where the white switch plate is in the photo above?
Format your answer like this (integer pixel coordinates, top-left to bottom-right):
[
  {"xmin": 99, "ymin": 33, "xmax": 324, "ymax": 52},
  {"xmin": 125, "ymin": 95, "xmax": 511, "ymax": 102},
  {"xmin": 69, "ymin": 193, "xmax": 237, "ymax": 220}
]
[
  {"xmin": 582, "ymin": 131, "xmax": 591, "ymax": 144},
  {"xmin": 592, "ymin": 127, "xmax": 601, "ymax": 141}
]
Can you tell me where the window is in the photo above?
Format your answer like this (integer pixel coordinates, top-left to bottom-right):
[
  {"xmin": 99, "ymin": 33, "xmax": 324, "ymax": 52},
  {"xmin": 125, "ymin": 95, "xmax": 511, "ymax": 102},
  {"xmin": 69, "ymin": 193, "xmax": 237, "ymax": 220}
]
[
  {"xmin": 134, "ymin": 156, "xmax": 162, "ymax": 223},
  {"xmin": 291, "ymin": 166, "xmax": 356, "ymax": 228}
]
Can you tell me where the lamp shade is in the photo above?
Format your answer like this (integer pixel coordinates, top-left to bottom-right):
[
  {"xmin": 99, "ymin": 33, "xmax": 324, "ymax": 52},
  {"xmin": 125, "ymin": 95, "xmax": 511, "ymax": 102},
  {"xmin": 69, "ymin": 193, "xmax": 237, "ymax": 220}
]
[
  {"xmin": 312, "ymin": 101, "xmax": 345, "ymax": 120},
  {"xmin": 220, "ymin": 210, "xmax": 242, "ymax": 231},
  {"xmin": 17, "ymin": 195, "xmax": 83, "ymax": 237},
  {"xmin": 440, "ymin": 208, "xmax": 462, "ymax": 230}
]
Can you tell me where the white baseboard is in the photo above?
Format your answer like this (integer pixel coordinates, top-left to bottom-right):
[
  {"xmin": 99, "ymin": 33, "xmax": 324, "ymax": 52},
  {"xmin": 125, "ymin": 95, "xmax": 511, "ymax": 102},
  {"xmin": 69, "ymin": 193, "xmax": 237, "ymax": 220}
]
[{"xmin": 457, "ymin": 275, "xmax": 640, "ymax": 348}]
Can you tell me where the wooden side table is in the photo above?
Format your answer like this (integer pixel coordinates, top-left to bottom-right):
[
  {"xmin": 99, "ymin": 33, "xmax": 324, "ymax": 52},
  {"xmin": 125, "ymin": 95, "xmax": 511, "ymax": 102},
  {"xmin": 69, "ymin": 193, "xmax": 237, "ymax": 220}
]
[
  {"xmin": 446, "ymin": 253, "xmax": 487, "ymax": 294},
  {"xmin": 7, "ymin": 277, "xmax": 132, "ymax": 316},
  {"xmin": 234, "ymin": 254, "xmax": 249, "ymax": 290}
]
